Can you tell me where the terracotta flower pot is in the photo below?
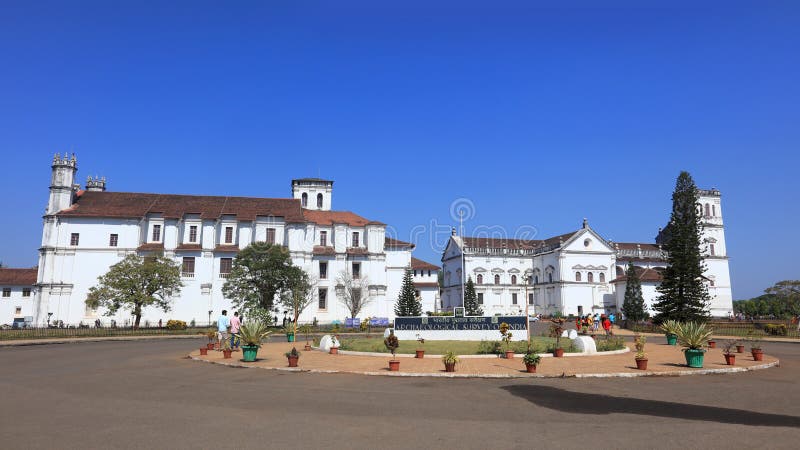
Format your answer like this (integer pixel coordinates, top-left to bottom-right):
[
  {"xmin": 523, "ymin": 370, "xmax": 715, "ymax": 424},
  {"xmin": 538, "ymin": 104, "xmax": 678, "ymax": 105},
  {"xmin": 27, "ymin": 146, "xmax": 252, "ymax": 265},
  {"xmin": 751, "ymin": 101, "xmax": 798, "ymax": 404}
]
[
  {"xmin": 635, "ymin": 358, "xmax": 648, "ymax": 370},
  {"xmin": 206, "ymin": 343, "xmax": 214, "ymax": 350},
  {"xmin": 415, "ymin": 350, "xmax": 425, "ymax": 359},
  {"xmin": 329, "ymin": 347, "xmax": 339, "ymax": 355},
  {"xmin": 553, "ymin": 348, "xmax": 564, "ymax": 358},
  {"xmin": 304, "ymin": 344, "xmax": 312, "ymax": 351},
  {"xmin": 724, "ymin": 354, "xmax": 736, "ymax": 365},
  {"xmin": 525, "ymin": 364, "xmax": 537, "ymax": 373},
  {"xmin": 751, "ymin": 349, "xmax": 763, "ymax": 361},
  {"xmin": 444, "ymin": 362, "xmax": 456, "ymax": 372},
  {"xmin": 389, "ymin": 360, "xmax": 400, "ymax": 371},
  {"xmin": 708, "ymin": 340, "xmax": 716, "ymax": 349},
  {"xmin": 287, "ymin": 356, "xmax": 299, "ymax": 367},
  {"xmin": 505, "ymin": 350, "xmax": 515, "ymax": 360},
  {"xmin": 223, "ymin": 349, "xmax": 232, "ymax": 359},
  {"xmin": 736, "ymin": 345, "xmax": 745, "ymax": 353},
  {"xmin": 199, "ymin": 347, "xmax": 208, "ymax": 356}
]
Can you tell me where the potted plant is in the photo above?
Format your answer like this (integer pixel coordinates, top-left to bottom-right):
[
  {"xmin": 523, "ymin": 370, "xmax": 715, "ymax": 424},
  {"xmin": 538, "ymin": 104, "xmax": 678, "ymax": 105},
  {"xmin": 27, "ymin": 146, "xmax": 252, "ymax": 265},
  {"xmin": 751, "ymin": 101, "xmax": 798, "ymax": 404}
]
[
  {"xmin": 722, "ymin": 340, "xmax": 737, "ymax": 365},
  {"xmin": 238, "ymin": 320, "xmax": 273, "ymax": 362},
  {"xmin": 202, "ymin": 330, "xmax": 216, "ymax": 350},
  {"xmin": 707, "ymin": 338, "xmax": 716, "ymax": 349},
  {"xmin": 329, "ymin": 335, "xmax": 340, "ymax": 354},
  {"xmin": 634, "ymin": 333, "xmax": 648, "ymax": 370},
  {"xmin": 522, "ymin": 352, "xmax": 541, "ymax": 373},
  {"xmin": 199, "ymin": 346, "xmax": 208, "ymax": 356},
  {"xmin": 384, "ymin": 330, "xmax": 400, "ymax": 371},
  {"xmin": 549, "ymin": 318, "xmax": 566, "ymax": 357},
  {"xmin": 499, "ymin": 322, "xmax": 515, "ymax": 359},
  {"xmin": 285, "ymin": 347, "xmax": 300, "ymax": 367},
  {"xmin": 299, "ymin": 324, "xmax": 313, "ymax": 351},
  {"xmin": 282, "ymin": 323, "xmax": 296, "ymax": 342},
  {"xmin": 749, "ymin": 337, "xmax": 764, "ymax": 361},
  {"xmin": 675, "ymin": 321, "xmax": 712, "ymax": 368},
  {"xmin": 415, "ymin": 334, "xmax": 425, "ymax": 359},
  {"xmin": 222, "ymin": 338, "xmax": 232, "ymax": 359},
  {"xmin": 736, "ymin": 342, "xmax": 745, "ymax": 353},
  {"xmin": 659, "ymin": 320, "xmax": 680, "ymax": 346},
  {"xmin": 442, "ymin": 351, "xmax": 459, "ymax": 372}
]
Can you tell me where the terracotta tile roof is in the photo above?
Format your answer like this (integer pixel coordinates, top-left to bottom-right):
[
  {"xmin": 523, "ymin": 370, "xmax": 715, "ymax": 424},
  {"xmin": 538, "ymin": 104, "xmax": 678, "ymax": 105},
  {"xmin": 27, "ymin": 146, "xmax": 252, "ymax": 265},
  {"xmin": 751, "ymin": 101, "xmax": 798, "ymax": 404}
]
[
  {"xmin": 57, "ymin": 191, "xmax": 306, "ymax": 222},
  {"xmin": 411, "ymin": 257, "xmax": 440, "ymax": 270},
  {"xmin": 613, "ymin": 242, "xmax": 662, "ymax": 252},
  {"xmin": 346, "ymin": 247, "xmax": 368, "ymax": 255},
  {"xmin": 313, "ymin": 246, "xmax": 336, "ymax": 256},
  {"xmin": 175, "ymin": 244, "xmax": 202, "ymax": 251},
  {"xmin": 0, "ymin": 268, "xmax": 37, "ymax": 286},
  {"xmin": 302, "ymin": 209, "xmax": 385, "ymax": 227},
  {"xmin": 137, "ymin": 243, "xmax": 165, "ymax": 251},
  {"xmin": 385, "ymin": 237, "xmax": 415, "ymax": 249},
  {"xmin": 462, "ymin": 231, "xmax": 579, "ymax": 250},
  {"xmin": 214, "ymin": 245, "xmax": 240, "ymax": 253},
  {"xmin": 610, "ymin": 266, "xmax": 664, "ymax": 284},
  {"xmin": 413, "ymin": 282, "xmax": 440, "ymax": 288}
]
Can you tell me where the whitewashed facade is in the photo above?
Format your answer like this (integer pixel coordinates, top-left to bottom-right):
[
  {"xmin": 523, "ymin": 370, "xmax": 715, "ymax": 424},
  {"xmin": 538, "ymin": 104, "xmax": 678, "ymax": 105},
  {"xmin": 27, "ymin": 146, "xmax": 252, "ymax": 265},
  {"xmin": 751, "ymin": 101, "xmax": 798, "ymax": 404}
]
[{"xmin": 25, "ymin": 154, "xmax": 439, "ymax": 326}]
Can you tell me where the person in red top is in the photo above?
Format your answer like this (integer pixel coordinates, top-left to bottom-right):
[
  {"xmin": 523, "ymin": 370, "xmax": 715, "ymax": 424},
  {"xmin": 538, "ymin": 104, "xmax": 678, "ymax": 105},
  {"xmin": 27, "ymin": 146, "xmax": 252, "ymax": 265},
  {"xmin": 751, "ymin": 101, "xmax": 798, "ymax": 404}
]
[{"xmin": 602, "ymin": 315, "xmax": 612, "ymax": 336}]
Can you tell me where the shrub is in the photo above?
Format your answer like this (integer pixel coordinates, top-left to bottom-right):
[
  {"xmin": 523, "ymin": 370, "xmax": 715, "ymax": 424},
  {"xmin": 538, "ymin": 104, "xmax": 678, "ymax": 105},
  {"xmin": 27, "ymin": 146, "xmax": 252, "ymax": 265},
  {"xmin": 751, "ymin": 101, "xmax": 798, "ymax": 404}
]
[
  {"xmin": 477, "ymin": 340, "xmax": 503, "ymax": 355},
  {"xmin": 763, "ymin": 324, "xmax": 788, "ymax": 336},
  {"xmin": 166, "ymin": 320, "xmax": 187, "ymax": 330},
  {"xmin": 596, "ymin": 336, "xmax": 626, "ymax": 352}
]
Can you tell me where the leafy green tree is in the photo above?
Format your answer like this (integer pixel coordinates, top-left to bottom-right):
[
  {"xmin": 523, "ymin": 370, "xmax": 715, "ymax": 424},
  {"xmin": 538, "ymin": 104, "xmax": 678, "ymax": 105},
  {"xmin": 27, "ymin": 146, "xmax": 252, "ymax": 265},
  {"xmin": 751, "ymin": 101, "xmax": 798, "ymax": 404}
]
[
  {"xmin": 222, "ymin": 243, "xmax": 307, "ymax": 320},
  {"xmin": 733, "ymin": 280, "xmax": 800, "ymax": 319},
  {"xmin": 85, "ymin": 254, "xmax": 183, "ymax": 328},
  {"xmin": 652, "ymin": 172, "xmax": 711, "ymax": 323},
  {"xmin": 394, "ymin": 267, "xmax": 421, "ymax": 316},
  {"xmin": 464, "ymin": 276, "xmax": 483, "ymax": 316},
  {"xmin": 622, "ymin": 262, "xmax": 648, "ymax": 323}
]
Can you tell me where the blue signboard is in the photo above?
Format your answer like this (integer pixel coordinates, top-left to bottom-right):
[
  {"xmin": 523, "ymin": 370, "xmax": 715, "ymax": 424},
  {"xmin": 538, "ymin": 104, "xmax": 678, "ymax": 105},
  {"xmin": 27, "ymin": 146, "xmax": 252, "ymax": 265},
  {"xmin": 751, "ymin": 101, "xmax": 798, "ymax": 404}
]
[
  {"xmin": 369, "ymin": 317, "xmax": 390, "ymax": 326},
  {"xmin": 345, "ymin": 318, "xmax": 361, "ymax": 328},
  {"xmin": 394, "ymin": 316, "xmax": 527, "ymax": 331}
]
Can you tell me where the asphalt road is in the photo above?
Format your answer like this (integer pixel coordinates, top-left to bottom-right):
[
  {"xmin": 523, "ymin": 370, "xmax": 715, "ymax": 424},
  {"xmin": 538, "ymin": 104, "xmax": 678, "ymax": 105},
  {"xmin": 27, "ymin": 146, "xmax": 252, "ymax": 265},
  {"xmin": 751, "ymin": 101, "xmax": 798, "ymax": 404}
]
[{"xmin": 1, "ymin": 339, "xmax": 798, "ymax": 449}]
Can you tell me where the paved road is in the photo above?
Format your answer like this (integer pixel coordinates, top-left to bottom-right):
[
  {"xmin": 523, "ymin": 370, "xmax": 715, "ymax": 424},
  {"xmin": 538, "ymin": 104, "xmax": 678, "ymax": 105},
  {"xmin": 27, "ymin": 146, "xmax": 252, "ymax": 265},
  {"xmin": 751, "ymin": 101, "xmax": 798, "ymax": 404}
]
[{"xmin": 1, "ymin": 339, "xmax": 798, "ymax": 449}]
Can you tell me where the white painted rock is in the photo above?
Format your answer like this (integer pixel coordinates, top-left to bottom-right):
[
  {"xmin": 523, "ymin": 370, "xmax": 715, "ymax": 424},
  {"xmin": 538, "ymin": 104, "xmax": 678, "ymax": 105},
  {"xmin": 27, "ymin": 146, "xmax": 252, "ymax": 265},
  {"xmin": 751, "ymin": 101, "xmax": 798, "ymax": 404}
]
[
  {"xmin": 383, "ymin": 328, "xmax": 395, "ymax": 338},
  {"xmin": 568, "ymin": 329, "xmax": 578, "ymax": 340},
  {"xmin": 561, "ymin": 330, "xmax": 570, "ymax": 338},
  {"xmin": 319, "ymin": 334, "xmax": 339, "ymax": 351},
  {"xmin": 574, "ymin": 336, "xmax": 597, "ymax": 354}
]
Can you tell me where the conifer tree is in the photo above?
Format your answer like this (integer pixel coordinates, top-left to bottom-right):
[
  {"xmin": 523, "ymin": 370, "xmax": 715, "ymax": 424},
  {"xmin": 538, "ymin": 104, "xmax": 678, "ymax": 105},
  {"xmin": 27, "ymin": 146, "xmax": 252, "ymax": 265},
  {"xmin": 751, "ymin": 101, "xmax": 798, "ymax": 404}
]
[
  {"xmin": 622, "ymin": 262, "xmax": 648, "ymax": 323},
  {"xmin": 652, "ymin": 171, "xmax": 711, "ymax": 323},
  {"xmin": 394, "ymin": 267, "xmax": 421, "ymax": 316},
  {"xmin": 463, "ymin": 276, "xmax": 483, "ymax": 316}
]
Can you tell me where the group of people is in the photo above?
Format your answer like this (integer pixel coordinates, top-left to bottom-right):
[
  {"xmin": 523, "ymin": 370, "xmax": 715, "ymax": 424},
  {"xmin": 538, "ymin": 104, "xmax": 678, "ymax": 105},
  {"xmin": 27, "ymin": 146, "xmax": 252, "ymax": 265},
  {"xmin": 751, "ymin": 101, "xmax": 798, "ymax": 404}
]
[
  {"xmin": 575, "ymin": 313, "xmax": 615, "ymax": 336},
  {"xmin": 216, "ymin": 310, "xmax": 243, "ymax": 351}
]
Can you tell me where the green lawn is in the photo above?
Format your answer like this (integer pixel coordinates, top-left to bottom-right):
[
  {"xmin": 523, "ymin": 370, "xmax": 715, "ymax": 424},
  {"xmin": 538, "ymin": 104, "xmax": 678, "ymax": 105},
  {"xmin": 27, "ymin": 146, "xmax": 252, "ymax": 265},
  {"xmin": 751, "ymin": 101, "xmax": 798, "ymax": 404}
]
[{"xmin": 337, "ymin": 336, "xmax": 584, "ymax": 355}]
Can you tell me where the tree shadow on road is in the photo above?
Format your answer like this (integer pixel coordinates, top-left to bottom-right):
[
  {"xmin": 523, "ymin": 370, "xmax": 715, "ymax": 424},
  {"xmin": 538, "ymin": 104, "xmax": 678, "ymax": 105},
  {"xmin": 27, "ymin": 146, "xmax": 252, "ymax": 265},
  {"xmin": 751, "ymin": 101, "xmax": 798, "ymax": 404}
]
[{"xmin": 501, "ymin": 385, "xmax": 800, "ymax": 428}]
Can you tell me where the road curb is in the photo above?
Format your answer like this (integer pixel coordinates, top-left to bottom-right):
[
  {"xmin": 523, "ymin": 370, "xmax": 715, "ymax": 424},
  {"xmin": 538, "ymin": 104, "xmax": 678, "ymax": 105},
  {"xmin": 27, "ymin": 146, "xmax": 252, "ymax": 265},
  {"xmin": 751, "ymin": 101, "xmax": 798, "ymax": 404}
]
[
  {"xmin": 188, "ymin": 354, "xmax": 778, "ymax": 379},
  {"xmin": 0, "ymin": 335, "xmax": 201, "ymax": 347}
]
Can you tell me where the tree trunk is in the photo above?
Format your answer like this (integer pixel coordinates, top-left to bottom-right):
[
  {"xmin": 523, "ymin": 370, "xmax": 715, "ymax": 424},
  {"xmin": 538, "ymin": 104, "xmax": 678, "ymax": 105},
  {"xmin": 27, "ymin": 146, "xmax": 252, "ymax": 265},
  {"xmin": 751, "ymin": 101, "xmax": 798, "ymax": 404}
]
[{"xmin": 134, "ymin": 306, "xmax": 142, "ymax": 330}]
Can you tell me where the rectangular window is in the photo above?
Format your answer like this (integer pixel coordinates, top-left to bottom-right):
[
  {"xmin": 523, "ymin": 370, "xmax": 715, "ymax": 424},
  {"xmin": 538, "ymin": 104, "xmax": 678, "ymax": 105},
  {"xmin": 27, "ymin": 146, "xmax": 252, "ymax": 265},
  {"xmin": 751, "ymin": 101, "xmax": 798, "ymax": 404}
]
[
  {"xmin": 70, "ymin": 233, "xmax": 80, "ymax": 246},
  {"xmin": 189, "ymin": 226, "xmax": 198, "ymax": 243},
  {"xmin": 477, "ymin": 293, "xmax": 484, "ymax": 304},
  {"xmin": 22, "ymin": 288, "xmax": 31, "ymax": 297},
  {"xmin": 109, "ymin": 234, "xmax": 118, "ymax": 247},
  {"xmin": 182, "ymin": 257, "xmax": 195, "ymax": 277},
  {"xmin": 14, "ymin": 306, "xmax": 22, "ymax": 315},
  {"xmin": 352, "ymin": 263, "xmax": 361, "ymax": 279},
  {"xmin": 320, "ymin": 231, "xmax": 327, "ymax": 247},
  {"xmin": 225, "ymin": 226, "xmax": 233, "ymax": 244},
  {"xmin": 352, "ymin": 232, "xmax": 360, "ymax": 247},
  {"xmin": 220, "ymin": 258, "xmax": 232, "ymax": 277},
  {"xmin": 152, "ymin": 225, "xmax": 161, "ymax": 242},
  {"xmin": 352, "ymin": 288, "xmax": 361, "ymax": 304},
  {"xmin": 512, "ymin": 293, "xmax": 518, "ymax": 305},
  {"xmin": 2, "ymin": 288, "xmax": 10, "ymax": 297},
  {"xmin": 319, "ymin": 261, "xmax": 328, "ymax": 279},
  {"xmin": 528, "ymin": 293, "xmax": 534, "ymax": 305},
  {"xmin": 318, "ymin": 288, "xmax": 327, "ymax": 310},
  {"xmin": 266, "ymin": 228, "xmax": 276, "ymax": 245}
]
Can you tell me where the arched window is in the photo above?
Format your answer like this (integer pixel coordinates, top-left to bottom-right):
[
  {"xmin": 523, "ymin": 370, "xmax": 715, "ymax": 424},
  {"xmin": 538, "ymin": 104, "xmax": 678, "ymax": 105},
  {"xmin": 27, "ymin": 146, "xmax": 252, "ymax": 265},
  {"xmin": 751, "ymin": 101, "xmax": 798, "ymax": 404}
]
[
  {"xmin": 548, "ymin": 273, "xmax": 553, "ymax": 283},
  {"xmin": 575, "ymin": 272, "xmax": 582, "ymax": 282},
  {"xmin": 705, "ymin": 203, "xmax": 710, "ymax": 217},
  {"xmin": 301, "ymin": 193, "xmax": 308, "ymax": 207},
  {"xmin": 477, "ymin": 274, "xmax": 483, "ymax": 284},
  {"xmin": 494, "ymin": 274, "xmax": 500, "ymax": 285},
  {"xmin": 317, "ymin": 193, "xmax": 323, "ymax": 208},
  {"xmin": 587, "ymin": 272, "xmax": 594, "ymax": 283},
  {"xmin": 534, "ymin": 275, "xmax": 539, "ymax": 284},
  {"xmin": 511, "ymin": 275, "xmax": 517, "ymax": 285},
  {"xmin": 599, "ymin": 272, "xmax": 605, "ymax": 283},
  {"xmin": 710, "ymin": 244, "xmax": 715, "ymax": 256},
  {"xmin": 712, "ymin": 204, "xmax": 716, "ymax": 216}
]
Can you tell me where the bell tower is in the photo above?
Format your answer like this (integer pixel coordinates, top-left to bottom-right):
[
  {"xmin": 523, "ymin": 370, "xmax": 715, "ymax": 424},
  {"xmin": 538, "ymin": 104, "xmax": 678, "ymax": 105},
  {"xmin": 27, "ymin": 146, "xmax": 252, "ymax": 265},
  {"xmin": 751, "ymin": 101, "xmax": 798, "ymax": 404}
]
[
  {"xmin": 47, "ymin": 153, "xmax": 78, "ymax": 214},
  {"xmin": 291, "ymin": 178, "xmax": 333, "ymax": 211}
]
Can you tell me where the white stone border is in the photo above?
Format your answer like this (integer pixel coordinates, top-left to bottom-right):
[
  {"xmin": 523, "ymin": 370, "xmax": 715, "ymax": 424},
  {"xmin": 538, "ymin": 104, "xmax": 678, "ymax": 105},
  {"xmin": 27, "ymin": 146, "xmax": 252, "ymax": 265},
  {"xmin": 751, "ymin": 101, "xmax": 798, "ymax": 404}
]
[{"xmin": 189, "ymin": 354, "xmax": 778, "ymax": 379}]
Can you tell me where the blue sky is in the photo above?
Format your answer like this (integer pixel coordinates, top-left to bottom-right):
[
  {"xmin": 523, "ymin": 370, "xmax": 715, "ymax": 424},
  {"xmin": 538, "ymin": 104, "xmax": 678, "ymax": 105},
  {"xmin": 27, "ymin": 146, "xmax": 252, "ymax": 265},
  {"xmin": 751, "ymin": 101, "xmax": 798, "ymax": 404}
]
[{"xmin": 1, "ymin": 1, "xmax": 798, "ymax": 299}]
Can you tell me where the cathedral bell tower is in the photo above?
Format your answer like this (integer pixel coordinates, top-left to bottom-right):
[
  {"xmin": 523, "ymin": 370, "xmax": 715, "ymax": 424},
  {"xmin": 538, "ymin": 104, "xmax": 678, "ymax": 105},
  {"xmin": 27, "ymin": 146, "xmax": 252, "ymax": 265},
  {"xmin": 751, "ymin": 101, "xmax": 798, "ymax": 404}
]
[
  {"xmin": 47, "ymin": 153, "xmax": 78, "ymax": 214},
  {"xmin": 291, "ymin": 178, "xmax": 333, "ymax": 211}
]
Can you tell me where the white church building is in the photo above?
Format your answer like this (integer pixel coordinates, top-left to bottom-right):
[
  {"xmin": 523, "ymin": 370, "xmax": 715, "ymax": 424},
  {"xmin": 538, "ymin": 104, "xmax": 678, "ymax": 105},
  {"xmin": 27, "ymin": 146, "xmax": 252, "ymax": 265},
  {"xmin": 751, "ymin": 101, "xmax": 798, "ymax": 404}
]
[
  {"xmin": 441, "ymin": 190, "xmax": 733, "ymax": 318},
  {"xmin": 17, "ymin": 154, "xmax": 441, "ymax": 327}
]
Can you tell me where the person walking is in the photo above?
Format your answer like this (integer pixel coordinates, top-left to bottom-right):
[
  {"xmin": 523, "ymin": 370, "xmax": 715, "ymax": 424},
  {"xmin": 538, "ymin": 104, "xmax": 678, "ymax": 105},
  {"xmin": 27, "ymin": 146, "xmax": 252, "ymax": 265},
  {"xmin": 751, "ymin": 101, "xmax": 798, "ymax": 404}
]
[
  {"xmin": 602, "ymin": 315, "xmax": 612, "ymax": 336},
  {"xmin": 229, "ymin": 311, "xmax": 241, "ymax": 351},
  {"xmin": 217, "ymin": 310, "xmax": 230, "ymax": 351}
]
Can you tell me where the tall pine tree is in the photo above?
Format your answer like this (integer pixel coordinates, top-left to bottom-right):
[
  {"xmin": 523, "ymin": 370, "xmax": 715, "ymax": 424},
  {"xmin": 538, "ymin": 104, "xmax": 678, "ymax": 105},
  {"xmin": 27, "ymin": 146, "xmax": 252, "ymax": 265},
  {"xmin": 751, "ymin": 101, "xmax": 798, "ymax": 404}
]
[
  {"xmin": 622, "ymin": 262, "xmax": 648, "ymax": 323},
  {"xmin": 652, "ymin": 171, "xmax": 711, "ymax": 323},
  {"xmin": 463, "ymin": 276, "xmax": 483, "ymax": 316},
  {"xmin": 394, "ymin": 267, "xmax": 421, "ymax": 316}
]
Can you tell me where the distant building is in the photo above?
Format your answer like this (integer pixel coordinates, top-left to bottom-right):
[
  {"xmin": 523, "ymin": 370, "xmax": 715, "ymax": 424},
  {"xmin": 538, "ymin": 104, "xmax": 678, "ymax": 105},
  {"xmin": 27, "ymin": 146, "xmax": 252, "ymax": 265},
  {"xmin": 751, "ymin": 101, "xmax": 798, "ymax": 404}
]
[{"xmin": 0, "ymin": 268, "xmax": 38, "ymax": 326}]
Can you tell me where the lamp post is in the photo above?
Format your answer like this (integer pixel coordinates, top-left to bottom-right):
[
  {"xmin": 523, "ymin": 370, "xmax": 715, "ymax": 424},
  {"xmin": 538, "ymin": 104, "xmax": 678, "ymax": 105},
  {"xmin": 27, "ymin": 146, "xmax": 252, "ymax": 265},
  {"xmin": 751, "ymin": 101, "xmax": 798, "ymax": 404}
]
[
  {"xmin": 47, "ymin": 312, "xmax": 53, "ymax": 327},
  {"xmin": 208, "ymin": 310, "xmax": 213, "ymax": 327}
]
